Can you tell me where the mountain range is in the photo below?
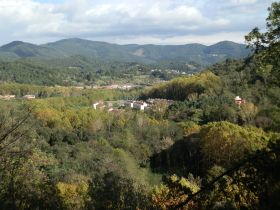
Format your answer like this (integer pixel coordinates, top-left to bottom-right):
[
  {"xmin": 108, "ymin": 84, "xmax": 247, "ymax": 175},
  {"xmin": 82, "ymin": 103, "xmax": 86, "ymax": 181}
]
[{"xmin": 0, "ymin": 38, "xmax": 250, "ymax": 65}]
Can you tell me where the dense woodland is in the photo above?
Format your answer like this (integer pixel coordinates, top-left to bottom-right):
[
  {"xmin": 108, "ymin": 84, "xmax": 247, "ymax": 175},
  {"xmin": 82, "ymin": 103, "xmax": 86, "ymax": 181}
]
[
  {"xmin": 0, "ymin": 57, "xmax": 201, "ymax": 86},
  {"xmin": 0, "ymin": 2, "xmax": 280, "ymax": 210}
]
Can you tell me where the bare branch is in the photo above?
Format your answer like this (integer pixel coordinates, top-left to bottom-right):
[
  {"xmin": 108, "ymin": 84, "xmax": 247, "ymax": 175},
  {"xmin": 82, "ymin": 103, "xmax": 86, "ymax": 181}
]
[{"xmin": 0, "ymin": 107, "xmax": 33, "ymax": 144}]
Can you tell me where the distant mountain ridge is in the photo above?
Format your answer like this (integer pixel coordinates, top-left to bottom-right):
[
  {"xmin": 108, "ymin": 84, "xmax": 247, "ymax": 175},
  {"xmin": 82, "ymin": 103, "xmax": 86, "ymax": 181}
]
[{"xmin": 0, "ymin": 38, "xmax": 250, "ymax": 65}]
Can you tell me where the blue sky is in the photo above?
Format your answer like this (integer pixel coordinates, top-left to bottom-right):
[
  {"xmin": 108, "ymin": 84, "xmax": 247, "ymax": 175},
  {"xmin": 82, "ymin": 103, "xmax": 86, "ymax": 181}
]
[{"xmin": 0, "ymin": 0, "xmax": 275, "ymax": 45}]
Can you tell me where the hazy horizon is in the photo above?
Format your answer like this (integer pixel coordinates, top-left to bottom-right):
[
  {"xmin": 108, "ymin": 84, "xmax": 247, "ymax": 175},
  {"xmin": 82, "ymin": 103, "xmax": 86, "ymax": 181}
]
[{"xmin": 0, "ymin": 37, "xmax": 246, "ymax": 47}]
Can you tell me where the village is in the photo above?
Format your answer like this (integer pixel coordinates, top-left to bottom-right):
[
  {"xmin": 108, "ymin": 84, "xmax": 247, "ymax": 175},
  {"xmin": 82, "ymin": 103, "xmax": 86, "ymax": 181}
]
[
  {"xmin": 92, "ymin": 98, "xmax": 175, "ymax": 113},
  {"xmin": 150, "ymin": 68, "xmax": 194, "ymax": 76},
  {"xmin": 64, "ymin": 84, "xmax": 139, "ymax": 90},
  {"xmin": 93, "ymin": 95, "xmax": 247, "ymax": 113},
  {"xmin": 0, "ymin": 93, "xmax": 247, "ymax": 113}
]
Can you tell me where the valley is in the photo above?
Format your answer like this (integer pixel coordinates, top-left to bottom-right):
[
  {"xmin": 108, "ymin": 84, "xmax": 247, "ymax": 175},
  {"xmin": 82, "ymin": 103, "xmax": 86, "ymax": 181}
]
[{"xmin": 0, "ymin": 2, "xmax": 279, "ymax": 210}]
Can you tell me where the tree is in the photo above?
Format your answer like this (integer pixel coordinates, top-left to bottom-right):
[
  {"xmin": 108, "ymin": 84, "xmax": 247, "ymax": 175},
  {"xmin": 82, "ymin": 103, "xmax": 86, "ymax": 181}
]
[
  {"xmin": 173, "ymin": 139, "xmax": 280, "ymax": 210},
  {"xmin": 178, "ymin": 121, "xmax": 201, "ymax": 137},
  {"xmin": 57, "ymin": 181, "xmax": 90, "ymax": 210},
  {"xmin": 245, "ymin": 2, "xmax": 280, "ymax": 85},
  {"xmin": 0, "ymin": 105, "xmax": 61, "ymax": 210},
  {"xmin": 0, "ymin": 149, "xmax": 61, "ymax": 210},
  {"xmin": 88, "ymin": 172, "xmax": 150, "ymax": 210},
  {"xmin": 0, "ymin": 104, "xmax": 34, "ymax": 153},
  {"xmin": 238, "ymin": 102, "xmax": 258, "ymax": 124},
  {"xmin": 151, "ymin": 174, "xmax": 200, "ymax": 210},
  {"xmin": 200, "ymin": 121, "xmax": 268, "ymax": 168}
]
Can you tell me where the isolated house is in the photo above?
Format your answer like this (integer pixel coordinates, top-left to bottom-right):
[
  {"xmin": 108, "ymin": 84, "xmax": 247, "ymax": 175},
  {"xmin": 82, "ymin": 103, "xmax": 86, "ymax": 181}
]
[{"xmin": 235, "ymin": 96, "xmax": 246, "ymax": 106}]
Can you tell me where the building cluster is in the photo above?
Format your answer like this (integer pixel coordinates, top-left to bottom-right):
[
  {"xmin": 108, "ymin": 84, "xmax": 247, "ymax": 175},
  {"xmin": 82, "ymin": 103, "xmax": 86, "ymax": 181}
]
[
  {"xmin": 68, "ymin": 84, "xmax": 139, "ymax": 90},
  {"xmin": 92, "ymin": 98, "xmax": 175, "ymax": 112},
  {"xmin": 92, "ymin": 100, "xmax": 125, "ymax": 113},
  {"xmin": 0, "ymin": 94, "xmax": 36, "ymax": 100},
  {"xmin": 91, "ymin": 84, "xmax": 136, "ymax": 90},
  {"xmin": 124, "ymin": 101, "xmax": 148, "ymax": 111},
  {"xmin": 150, "ymin": 69, "xmax": 192, "ymax": 76}
]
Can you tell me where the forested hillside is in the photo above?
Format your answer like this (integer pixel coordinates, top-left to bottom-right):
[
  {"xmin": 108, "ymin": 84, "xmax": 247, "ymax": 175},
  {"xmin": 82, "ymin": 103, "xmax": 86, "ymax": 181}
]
[
  {"xmin": 0, "ymin": 34, "xmax": 250, "ymax": 86},
  {"xmin": 0, "ymin": 39, "xmax": 250, "ymax": 86},
  {"xmin": 0, "ymin": 2, "xmax": 279, "ymax": 210},
  {"xmin": 0, "ymin": 58, "xmax": 173, "ymax": 86},
  {"xmin": 0, "ymin": 39, "xmax": 250, "ymax": 65}
]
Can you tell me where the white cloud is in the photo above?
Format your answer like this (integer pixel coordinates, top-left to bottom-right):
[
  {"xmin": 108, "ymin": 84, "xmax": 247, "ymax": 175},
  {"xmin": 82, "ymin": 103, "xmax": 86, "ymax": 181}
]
[
  {"xmin": 97, "ymin": 32, "xmax": 247, "ymax": 45},
  {"xmin": 0, "ymin": 0, "xmax": 275, "ymax": 45},
  {"xmin": 231, "ymin": 0, "xmax": 257, "ymax": 5}
]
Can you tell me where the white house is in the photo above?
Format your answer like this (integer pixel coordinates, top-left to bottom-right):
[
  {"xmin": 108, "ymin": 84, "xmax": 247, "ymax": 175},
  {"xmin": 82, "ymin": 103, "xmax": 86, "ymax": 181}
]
[
  {"xmin": 234, "ymin": 96, "xmax": 245, "ymax": 105},
  {"xmin": 93, "ymin": 102, "xmax": 99, "ymax": 110},
  {"xmin": 235, "ymin": 96, "xmax": 246, "ymax": 106},
  {"xmin": 9, "ymin": 95, "xmax": 16, "ymax": 99},
  {"xmin": 124, "ymin": 100, "xmax": 134, "ymax": 108},
  {"xmin": 93, "ymin": 101, "xmax": 104, "ymax": 110}
]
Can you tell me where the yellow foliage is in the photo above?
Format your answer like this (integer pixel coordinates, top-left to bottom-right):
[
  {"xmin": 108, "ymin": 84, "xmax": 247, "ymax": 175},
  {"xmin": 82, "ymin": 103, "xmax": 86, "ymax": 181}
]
[
  {"xmin": 152, "ymin": 175, "xmax": 200, "ymax": 210},
  {"xmin": 200, "ymin": 121, "xmax": 268, "ymax": 167},
  {"xmin": 178, "ymin": 121, "xmax": 201, "ymax": 136},
  {"xmin": 57, "ymin": 181, "xmax": 90, "ymax": 210},
  {"xmin": 239, "ymin": 102, "xmax": 258, "ymax": 124},
  {"xmin": 143, "ymin": 71, "xmax": 222, "ymax": 100}
]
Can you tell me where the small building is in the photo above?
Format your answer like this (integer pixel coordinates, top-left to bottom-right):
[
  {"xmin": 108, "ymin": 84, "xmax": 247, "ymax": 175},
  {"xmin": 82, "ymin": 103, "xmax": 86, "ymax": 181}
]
[
  {"xmin": 124, "ymin": 100, "xmax": 134, "ymax": 108},
  {"xmin": 0, "ymin": 95, "xmax": 7, "ymax": 100},
  {"xmin": 133, "ymin": 102, "xmax": 148, "ymax": 111},
  {"xmin": 23, "ymin": 95, "xmax": 36, "ymax": 100},
  {"xmin": 93, "ymin": 102, "xmax": 99, "ymax": 110},
  {"xmin": 235, "ymin": 96, "xmax": 246, "ymax": 106},
  {"xmin": 9, "ymin": 95, "xmax": 16, "ymax": 99},
  {"xmin": 93, "ymin": 101, "xmax": 104, "ymax": 110},
  {"xmin": 0, "ymin": 95, "xmax": 16, "ymax": 100}
]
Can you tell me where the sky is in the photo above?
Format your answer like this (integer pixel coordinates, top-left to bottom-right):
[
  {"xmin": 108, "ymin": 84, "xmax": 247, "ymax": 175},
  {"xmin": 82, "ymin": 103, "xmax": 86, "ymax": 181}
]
[{"xmin": 0, "ymin": 0, "xmax": 275, "ymax": 46}]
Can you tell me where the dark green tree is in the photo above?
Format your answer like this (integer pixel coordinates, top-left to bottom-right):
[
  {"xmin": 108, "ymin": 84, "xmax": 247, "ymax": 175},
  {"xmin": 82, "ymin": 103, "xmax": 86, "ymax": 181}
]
[
  {"xmin": 245, "ymin": 2, "xmax": 280, "ymax": 85},
  {"xmin": 88, "ymin": 172, "xmax": 151, "ymax": 210}
]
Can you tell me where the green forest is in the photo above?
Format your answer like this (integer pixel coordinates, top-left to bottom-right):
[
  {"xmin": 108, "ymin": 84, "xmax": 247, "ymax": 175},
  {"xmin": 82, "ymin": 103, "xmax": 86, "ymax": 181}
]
[
  {"xmin": 0, "ymin": 2, "xmax": 279, "ymax": 210},
  {"xmin": 0, "ymin": 56, "xmax": 200, "ymax": 86}
]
